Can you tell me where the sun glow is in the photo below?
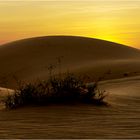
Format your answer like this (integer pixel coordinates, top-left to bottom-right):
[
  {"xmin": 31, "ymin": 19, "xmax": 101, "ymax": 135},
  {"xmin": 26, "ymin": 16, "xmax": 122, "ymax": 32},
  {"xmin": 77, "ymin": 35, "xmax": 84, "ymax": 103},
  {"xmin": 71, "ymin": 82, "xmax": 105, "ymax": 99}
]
[{"xmin": 0, "ymin": 1, "xmax": 140, "ymax": 48}]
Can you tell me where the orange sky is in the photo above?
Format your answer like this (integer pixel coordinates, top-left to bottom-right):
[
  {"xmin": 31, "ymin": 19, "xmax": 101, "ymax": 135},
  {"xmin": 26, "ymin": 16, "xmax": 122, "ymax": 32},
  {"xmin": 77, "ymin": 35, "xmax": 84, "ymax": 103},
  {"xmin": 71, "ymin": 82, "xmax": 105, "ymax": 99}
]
[{"xmin": 0, "ymin": 0, "xmax": 140, "ymax": 48}]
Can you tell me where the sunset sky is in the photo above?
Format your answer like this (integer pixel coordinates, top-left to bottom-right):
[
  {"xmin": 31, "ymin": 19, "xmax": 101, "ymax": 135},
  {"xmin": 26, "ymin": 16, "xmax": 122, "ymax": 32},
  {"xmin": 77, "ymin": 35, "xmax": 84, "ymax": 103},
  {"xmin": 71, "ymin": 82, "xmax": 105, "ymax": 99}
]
[{"xmin": 0, "ymin": 0, "xmax": 140, "ymax": 48}]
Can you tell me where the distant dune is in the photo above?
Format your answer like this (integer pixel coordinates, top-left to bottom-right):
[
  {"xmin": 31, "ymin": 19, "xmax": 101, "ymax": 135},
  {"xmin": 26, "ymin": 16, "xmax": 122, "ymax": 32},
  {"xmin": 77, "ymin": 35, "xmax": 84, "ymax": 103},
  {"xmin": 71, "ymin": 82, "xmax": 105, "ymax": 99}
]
[{"xmin": 0, "ymin": 36, "xmax": 140, "ymax": 88}]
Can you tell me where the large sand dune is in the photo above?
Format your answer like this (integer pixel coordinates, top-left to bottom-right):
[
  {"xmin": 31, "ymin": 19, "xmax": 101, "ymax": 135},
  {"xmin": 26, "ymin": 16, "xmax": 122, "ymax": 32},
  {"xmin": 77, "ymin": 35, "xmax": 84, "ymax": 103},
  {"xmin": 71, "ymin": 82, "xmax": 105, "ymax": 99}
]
[{"xmin": 0, "ymin": 36, "xmax": 140, "ymax": 88}]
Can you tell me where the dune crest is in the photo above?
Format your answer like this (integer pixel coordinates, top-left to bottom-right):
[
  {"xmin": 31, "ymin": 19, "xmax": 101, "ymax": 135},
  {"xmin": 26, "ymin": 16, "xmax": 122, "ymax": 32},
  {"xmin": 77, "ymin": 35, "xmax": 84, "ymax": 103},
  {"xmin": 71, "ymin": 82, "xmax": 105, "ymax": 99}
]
[{"xmin": 0, "ymin": 36, "xmax": 140, "ymax": 88}]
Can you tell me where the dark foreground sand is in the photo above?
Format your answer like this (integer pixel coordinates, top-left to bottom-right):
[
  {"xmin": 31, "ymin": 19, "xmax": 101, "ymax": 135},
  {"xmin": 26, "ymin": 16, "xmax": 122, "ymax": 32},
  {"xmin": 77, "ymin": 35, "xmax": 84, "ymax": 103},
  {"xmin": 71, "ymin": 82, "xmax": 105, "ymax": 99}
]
[{"xmin": 0, "ymin": 76, "xmax": 140, "ymax": 139}]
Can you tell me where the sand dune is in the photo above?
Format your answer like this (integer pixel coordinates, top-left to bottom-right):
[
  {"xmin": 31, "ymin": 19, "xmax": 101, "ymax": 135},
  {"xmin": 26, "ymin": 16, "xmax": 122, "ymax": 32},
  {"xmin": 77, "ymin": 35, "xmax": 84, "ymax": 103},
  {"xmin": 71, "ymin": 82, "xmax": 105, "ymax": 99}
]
[
  {"xmin": 0, "ymin": 36, "xmax": 140, "ymax": 88},
  {"xmin": 0, "ymin": 36, "xmax": 140, "ymax": 138}
]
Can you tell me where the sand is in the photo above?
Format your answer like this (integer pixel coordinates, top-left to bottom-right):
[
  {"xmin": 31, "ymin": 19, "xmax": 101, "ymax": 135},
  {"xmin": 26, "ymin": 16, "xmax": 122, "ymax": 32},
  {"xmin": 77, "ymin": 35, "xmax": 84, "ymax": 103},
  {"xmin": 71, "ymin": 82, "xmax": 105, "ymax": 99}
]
[
  {"xmin": 0, "ymin": 76, "xmax": 140, "ymax": 138},
  {"xmin": 0, "ymin": 36, "xmax": 140, "ymax": 138}
]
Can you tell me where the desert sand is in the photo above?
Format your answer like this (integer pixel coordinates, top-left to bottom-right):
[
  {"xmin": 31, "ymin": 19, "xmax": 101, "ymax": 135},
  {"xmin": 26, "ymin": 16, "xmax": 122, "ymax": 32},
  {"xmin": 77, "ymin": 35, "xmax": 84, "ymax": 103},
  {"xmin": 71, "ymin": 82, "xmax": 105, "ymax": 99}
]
[
  {"xmin": 0, "ymin": 76, "xmax": 140, "ymax": 138},
  {"xmin": 0, "ymin": 36, "xmax": 140, "ymax": 138}
]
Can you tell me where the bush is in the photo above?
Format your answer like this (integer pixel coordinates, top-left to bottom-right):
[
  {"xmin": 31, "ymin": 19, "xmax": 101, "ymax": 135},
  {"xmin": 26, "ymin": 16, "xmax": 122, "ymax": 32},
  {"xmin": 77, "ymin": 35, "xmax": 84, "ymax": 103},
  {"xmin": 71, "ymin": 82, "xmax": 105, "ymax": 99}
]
[{"xmin": 4, "ymin": 74, "xmax": 107, "ymax": 109}]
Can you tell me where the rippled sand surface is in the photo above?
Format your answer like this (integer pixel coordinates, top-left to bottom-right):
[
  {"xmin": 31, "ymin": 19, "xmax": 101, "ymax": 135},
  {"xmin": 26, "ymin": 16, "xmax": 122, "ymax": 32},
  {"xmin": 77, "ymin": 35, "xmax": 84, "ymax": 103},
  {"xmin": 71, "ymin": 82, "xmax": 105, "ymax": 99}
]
[{"xmin": 0, "ymin": 76, "xmax": 140, "ymax": 139}]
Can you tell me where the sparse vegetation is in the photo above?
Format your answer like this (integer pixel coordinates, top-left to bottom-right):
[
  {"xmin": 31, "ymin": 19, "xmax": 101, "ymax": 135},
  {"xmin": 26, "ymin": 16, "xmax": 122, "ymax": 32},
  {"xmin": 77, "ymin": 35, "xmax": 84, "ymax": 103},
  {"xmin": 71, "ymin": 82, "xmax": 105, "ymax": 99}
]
[
  {"xmin": 4, "ymin": 73, "xmax": 107, "ymax": 109},
  {"xmin": 4, "ymin": 56, "xmax": 107, "ymax": 109},
  {"xmin": 123, "ymin": 72, "xmax": 129, "ymax": 77}
]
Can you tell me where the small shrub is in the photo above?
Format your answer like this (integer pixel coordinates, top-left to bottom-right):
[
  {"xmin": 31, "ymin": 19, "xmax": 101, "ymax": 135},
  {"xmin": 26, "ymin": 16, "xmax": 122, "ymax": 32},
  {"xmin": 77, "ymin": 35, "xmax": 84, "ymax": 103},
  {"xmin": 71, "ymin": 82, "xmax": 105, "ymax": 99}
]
[
  {"xmin": 123, "ymin": 72, "xmax": 129, "ymax": 77},
  {"xmin": 4, "ymin": 74, "xmax": 107, "ymax": 109}
]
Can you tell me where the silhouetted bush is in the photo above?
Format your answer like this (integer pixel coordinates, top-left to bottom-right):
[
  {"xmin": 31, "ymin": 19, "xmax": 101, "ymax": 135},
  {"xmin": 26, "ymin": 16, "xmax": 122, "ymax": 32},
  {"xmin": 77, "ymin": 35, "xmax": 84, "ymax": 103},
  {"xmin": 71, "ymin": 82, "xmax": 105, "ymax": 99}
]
[{"xmin": 4, "ymin": 74, "xmax": 107, "ymax": 109}]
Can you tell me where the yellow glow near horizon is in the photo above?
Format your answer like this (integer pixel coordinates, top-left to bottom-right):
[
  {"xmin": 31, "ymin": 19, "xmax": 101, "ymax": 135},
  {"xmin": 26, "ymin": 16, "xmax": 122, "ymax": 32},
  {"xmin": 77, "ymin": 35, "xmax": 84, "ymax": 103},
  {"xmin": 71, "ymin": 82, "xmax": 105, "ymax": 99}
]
[{"xmin": 0, "ymin": 1, "xmax": 140, "ymax": 48}]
